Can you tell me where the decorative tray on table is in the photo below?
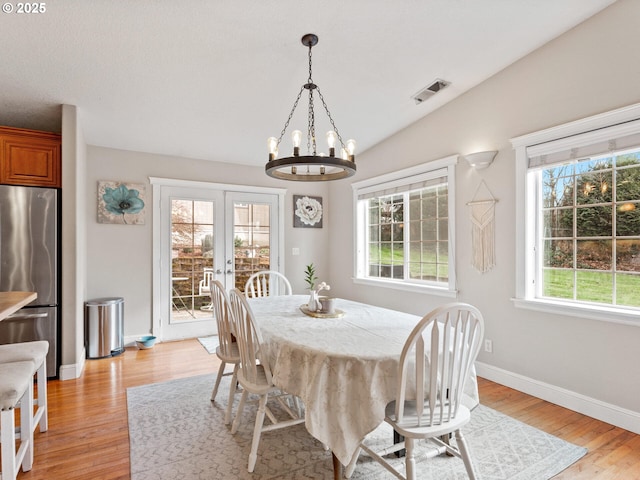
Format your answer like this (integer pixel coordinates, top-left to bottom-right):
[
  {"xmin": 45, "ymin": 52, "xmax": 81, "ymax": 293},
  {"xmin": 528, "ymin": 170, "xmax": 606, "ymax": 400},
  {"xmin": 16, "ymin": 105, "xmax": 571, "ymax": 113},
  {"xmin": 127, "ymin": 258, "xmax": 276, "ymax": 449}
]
[{"xmin": 299, "ymin": 305, "xmax": 345, "ymax": 319}]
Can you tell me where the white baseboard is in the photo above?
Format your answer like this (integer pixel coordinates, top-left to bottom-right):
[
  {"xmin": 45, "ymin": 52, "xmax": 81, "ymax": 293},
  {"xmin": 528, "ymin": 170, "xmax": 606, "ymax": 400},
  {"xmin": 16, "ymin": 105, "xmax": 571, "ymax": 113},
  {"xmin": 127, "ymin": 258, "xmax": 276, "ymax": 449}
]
[
  {"xmin": 59, "ymin": 347, "xmax": 86, "ymax": 380},
  {"xmin": 476, "ymin": 361, "xmax": 640, "ymax": 435}
]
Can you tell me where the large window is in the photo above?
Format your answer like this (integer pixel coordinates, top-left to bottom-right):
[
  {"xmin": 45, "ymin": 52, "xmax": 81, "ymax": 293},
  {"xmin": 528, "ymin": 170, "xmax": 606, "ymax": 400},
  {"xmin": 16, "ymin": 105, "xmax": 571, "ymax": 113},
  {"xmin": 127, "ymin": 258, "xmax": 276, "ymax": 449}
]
[
  {"xmin": 353, "ymin": 156, "xmax": 457, "ymax": 294},
  {"xmin": 511, "ymin": 104, "xmax": 640, "ymax": 325},
  {"xmin": 538, "ymin": 149, "xmax": 640, "ymax": 306}
]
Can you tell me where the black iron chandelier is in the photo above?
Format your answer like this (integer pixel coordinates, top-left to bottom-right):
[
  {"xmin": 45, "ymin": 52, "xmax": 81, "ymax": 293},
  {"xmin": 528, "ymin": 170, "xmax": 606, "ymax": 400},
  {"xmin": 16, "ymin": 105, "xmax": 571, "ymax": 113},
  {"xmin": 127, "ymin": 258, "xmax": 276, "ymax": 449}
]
[{"xmin": 265, "ymin": 33, "xmax": 356, "ymax": 181}]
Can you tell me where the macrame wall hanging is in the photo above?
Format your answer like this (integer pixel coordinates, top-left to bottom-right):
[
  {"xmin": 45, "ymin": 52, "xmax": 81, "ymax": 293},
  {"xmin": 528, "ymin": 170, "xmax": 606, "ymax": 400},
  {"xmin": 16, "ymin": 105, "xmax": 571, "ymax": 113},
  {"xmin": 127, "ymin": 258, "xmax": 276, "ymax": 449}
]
[{"xmin": 467, "ymin": 180, "xmax": 498, "ymax": 273}]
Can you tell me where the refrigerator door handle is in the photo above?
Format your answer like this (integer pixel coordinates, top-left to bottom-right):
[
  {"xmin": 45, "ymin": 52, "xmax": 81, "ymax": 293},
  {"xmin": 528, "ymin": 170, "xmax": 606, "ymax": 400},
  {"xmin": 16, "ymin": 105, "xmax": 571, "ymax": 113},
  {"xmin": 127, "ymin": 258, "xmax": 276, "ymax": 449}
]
[{"xmin": 5, "ymin": 312, "xmax": 49, "ymax": 320}]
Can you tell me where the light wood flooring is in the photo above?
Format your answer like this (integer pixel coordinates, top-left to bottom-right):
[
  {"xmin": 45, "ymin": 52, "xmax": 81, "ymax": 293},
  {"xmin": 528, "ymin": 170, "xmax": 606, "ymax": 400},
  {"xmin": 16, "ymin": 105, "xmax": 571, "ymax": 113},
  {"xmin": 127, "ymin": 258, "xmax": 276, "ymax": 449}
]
[{"xmin": 14, "ymin": 339, "xmax": 640, "ymax": 479}]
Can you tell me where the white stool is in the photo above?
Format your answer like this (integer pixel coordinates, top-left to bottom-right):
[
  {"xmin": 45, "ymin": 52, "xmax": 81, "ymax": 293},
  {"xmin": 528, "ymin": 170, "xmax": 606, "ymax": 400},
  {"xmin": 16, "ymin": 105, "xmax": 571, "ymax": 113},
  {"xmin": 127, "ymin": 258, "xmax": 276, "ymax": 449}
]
[
  {"xmin": 0, "ymin": 341, "xmax": 49, "ymax": 433},
  {"xmin": 0, "ymin": 361, "xmax": 34, "ymax": 480}
]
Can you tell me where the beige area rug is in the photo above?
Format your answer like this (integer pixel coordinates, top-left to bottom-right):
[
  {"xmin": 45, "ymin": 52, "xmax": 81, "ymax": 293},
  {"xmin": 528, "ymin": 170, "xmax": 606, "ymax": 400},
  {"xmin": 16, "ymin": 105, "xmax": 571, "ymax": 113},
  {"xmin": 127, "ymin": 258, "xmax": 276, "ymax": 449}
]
[
  {"xmin": 127, "ymin": 374, "xmax": 586, "ymax": 480},
  {"xmin": 197, "ymin": 335, "xmax": 218, "ymax": 354}
]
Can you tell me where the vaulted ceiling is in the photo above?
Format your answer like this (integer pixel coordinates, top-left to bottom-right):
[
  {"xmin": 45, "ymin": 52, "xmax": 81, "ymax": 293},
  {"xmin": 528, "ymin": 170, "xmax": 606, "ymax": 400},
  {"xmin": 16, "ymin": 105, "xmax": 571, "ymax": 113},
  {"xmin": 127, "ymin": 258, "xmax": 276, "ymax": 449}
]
[{"xmin": 0, "ymin": 0, "xmax": 616, "ymax": 166}]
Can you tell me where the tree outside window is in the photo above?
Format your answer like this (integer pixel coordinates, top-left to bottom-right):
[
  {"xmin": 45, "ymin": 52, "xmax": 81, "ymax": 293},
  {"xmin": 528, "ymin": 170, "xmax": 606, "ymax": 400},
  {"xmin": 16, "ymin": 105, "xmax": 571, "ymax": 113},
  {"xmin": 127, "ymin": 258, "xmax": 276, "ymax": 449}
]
[{"xmin": 540, "ymin": 149, "xmax": 640, "ymax": 307}]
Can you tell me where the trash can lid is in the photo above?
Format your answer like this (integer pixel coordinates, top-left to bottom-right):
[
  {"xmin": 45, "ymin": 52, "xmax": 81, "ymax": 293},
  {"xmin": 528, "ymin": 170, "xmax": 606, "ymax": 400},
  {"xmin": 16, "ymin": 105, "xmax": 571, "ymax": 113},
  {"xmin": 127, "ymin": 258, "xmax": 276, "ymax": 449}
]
[{"xmin": 86, "ymin": 297, "xmax": 124, "ymax": 305}]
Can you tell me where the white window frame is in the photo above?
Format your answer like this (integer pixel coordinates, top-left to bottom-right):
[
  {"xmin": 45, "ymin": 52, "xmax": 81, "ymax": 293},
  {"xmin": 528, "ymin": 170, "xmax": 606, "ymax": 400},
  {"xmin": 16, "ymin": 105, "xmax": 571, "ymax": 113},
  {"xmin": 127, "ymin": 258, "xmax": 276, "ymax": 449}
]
[
  {"xmin": 510, "ymin": 103, "xmax": 640, "ymax": 327},
  {"xmin": 352, "ymin": 155, "xmax": 458, "ymax": 296}
]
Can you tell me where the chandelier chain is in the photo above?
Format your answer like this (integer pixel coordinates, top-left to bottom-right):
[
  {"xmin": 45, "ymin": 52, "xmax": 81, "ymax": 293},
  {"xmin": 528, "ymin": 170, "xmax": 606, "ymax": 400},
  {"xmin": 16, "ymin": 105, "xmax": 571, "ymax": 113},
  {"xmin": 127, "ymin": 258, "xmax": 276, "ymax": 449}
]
[
  {"xmin": 308, "ymin": 43, "xmax": 313, "ymax": 84},
  {"xmin": 316, "ymin": 86, "xmax": 346, "ymax": 150},
  {"xmin": 306, "ymin": 43, "xmax": 317, "ymax": 155},
  {"xmin": 276, "ymin": 85, "xmax": 305, "ymax": 146},
  {"xmin": 308, "ymin": 85, "xmax": 317, "ymax": 155}
]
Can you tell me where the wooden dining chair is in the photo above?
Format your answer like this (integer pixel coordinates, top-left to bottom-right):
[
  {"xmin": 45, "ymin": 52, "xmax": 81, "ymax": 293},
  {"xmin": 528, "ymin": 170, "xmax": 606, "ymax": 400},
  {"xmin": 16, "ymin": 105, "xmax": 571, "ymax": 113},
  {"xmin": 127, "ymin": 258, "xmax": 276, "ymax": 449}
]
[
  {"xmin": 209, "ymin": 280, "xmax": 241, "ymax": 425},
  {"xmin": 346, "ymin": 302, "xmax": 484, "ymax": 480},
  {"xmin": 228, "ymin": 288, "xmax": 304, "ymax": 473},
  {"xmin": 244, "ymin": 270, "xmax": 292, "ymax": 298}
]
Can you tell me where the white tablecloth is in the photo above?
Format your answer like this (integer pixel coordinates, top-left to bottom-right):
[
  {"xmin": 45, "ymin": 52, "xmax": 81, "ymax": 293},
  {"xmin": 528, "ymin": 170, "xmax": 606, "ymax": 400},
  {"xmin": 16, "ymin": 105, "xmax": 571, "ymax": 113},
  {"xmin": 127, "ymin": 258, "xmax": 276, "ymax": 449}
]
[{"xmin": 248, "ymin": 295, "xmax": 480, "ymax": 466}]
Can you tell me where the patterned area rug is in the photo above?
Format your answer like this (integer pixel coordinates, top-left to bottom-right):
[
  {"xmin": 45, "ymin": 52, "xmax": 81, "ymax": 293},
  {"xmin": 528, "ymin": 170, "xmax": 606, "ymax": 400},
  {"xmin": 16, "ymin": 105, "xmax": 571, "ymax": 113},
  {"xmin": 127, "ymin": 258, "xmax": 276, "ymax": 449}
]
[
  {"xmin": 197, "ymin": 335, "xmax": 218, "ymax": 354},
  {"xmin": 127, "ymin": 374, "xmax": 586, "ymax": 480}
]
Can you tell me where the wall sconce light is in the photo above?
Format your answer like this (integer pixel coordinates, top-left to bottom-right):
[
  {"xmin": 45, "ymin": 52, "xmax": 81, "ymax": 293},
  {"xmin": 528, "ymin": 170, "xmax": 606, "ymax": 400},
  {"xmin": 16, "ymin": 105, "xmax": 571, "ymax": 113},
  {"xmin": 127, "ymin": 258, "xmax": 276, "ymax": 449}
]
[{"xmin": 465, "ymin": 150, "xmax": 498, "ymax": 170}]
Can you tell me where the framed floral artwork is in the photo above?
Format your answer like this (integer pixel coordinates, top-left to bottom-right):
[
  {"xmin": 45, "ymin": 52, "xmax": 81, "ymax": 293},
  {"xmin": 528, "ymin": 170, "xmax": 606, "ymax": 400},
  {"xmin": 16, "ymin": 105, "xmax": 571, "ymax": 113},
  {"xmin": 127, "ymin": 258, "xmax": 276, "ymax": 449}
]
[
  {"xmin": 97, "ymin": 181, "xmax": 146, "ymax": 225},
  {"xmin": 293, "ymin": 195, "xmax": 323, "ymax": 228}
]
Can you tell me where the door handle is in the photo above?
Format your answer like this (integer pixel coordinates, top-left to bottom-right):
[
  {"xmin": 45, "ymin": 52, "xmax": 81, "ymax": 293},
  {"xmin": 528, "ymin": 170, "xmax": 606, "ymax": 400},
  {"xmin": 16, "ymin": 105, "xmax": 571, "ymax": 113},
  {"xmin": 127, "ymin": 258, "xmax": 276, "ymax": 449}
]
[{"xmin": 6, "ymin": 312, "xmax": 48, "ymax": 320}]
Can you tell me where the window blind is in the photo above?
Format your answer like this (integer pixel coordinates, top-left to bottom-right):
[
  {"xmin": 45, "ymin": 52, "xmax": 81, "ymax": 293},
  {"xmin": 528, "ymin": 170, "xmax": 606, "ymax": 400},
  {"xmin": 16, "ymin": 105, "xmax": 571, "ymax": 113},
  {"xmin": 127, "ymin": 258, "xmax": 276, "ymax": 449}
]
[
  {"xmin": 526, "ymin": 118, "xmax": 640, "ymax": 169},
  {"xmin": 356, "ymin": 169, "xmax": 447, "ymax": 200}
]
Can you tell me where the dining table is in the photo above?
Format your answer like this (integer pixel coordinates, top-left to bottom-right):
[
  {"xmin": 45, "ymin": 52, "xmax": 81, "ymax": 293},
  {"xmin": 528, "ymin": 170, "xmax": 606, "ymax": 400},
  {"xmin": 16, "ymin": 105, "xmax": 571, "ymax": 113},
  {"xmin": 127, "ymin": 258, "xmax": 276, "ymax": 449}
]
[{"xmin": 247, "ymin": 294, "xmax": 480, "ymax": 475}]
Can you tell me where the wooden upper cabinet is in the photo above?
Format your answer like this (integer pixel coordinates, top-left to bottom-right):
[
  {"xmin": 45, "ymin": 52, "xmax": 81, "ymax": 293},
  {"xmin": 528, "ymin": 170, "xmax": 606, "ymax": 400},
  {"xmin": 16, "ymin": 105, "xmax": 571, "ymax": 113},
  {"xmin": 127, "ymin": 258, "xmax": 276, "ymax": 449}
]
[{"xmin": 0, "ymin": 126, "xmax": 61, "ymax": 188}]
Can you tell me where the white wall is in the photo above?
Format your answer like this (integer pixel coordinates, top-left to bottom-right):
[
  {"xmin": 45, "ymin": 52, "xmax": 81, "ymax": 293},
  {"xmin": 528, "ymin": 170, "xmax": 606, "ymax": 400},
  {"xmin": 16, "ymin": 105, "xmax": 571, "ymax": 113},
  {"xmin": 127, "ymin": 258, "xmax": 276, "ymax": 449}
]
[
  {"xmin": 84, "ymin": 146, "xmax": 330, "ymax": 342},
  {"xmin": 60, "ymin": 105, "xmax": 87, "ymax": 380},
  {"xmin": 328, "ymin": 0, "xmax": 640, "ymax": 430}
]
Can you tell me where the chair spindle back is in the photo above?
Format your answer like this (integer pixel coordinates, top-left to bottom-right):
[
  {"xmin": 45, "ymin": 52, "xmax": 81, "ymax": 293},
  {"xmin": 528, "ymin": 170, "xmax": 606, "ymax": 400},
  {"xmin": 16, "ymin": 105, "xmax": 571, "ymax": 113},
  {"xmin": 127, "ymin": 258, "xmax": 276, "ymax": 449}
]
[
  {"xmin": 228, "ymin": 288, "xmax": 273, "ymax": 386},
  {"xmin": 244, "ymin": 270, "xmax": 292, "ymax": 298},
  {"xmin": 396, "ymin": 303, "xmax": 484, "ymax": 428},
  {"xmin": 209, "ymin": 280, "xmax": 235, "ymax": 358}
]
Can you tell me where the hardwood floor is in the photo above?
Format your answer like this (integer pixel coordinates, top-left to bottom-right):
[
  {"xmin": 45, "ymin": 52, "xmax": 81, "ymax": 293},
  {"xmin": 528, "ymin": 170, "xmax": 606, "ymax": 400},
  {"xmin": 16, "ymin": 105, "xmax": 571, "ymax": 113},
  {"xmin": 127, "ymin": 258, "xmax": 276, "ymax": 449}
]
[{"xmin": 15, "ymin": 339, "xmax": 640, "ymax": 479}]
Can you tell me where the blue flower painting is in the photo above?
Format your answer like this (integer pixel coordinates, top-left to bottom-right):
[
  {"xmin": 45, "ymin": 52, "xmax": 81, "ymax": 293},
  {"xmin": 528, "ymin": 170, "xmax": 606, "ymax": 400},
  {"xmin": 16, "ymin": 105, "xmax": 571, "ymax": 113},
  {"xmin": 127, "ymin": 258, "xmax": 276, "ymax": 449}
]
[{"xmin": 98, "ymin": 181, "xmax": 146, "ymax": 224}]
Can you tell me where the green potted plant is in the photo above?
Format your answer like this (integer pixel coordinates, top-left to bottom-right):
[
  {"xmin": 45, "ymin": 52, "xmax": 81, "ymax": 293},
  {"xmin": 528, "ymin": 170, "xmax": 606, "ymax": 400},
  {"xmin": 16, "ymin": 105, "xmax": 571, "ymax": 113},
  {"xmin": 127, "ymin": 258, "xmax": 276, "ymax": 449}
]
[
  {"xmin": 304, "ymin": 263, "xmax": 318, "ymax": 290},
  {"xmin": 304, "ymin": 264, "xmax": 320, "ymax": 311}
]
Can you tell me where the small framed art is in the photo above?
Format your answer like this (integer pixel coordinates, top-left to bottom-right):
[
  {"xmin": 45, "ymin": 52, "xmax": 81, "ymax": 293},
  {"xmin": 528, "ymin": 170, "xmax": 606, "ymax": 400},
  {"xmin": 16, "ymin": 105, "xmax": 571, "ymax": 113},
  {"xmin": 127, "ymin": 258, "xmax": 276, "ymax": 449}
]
[
  {"xmin": 97, "ymin": 181, "xmax": 146, "ymax": 225},
  {"xmin": 293, "ymin": 195, "xmax": 323, "ymax": 228}
]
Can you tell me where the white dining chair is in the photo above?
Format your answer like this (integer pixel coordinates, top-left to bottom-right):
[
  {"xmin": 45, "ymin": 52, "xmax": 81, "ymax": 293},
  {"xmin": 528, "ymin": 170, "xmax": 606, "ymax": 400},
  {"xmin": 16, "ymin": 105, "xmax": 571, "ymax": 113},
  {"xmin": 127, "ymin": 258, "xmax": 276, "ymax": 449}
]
[
  {"xmin": 244, "ymin": 270, "xmax": 292, "ymax": 298},
  {"xmin": 209, "ymin": 280, "xmax": 241, "ymax": 425},
  {"xmin": 198, "ymin": 268, "xmax": 215, "ymax": 311},
  {"xmin": 346, "ymin": 302, "xmax": 484, "ymax": 480},
  {"xmin": 228, "ymin": 288, "xmax": 304, "ymax": 473}
]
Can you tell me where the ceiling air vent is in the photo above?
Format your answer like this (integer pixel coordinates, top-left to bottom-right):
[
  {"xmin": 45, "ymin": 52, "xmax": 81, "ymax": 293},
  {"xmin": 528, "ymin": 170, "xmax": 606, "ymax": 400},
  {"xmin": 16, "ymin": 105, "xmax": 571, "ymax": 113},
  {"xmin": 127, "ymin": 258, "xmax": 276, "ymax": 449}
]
[{"xmin": 412, "ymin": 79, "xmax": 450, "ymax": 105}]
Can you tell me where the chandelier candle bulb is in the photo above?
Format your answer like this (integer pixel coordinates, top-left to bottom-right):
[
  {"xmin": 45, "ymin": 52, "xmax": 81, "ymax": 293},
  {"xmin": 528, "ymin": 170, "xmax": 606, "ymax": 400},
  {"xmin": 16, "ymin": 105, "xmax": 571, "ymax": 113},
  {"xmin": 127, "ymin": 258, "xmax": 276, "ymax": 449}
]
[
  {"xmin": 292, "ymin": 130, "xmax": 302, "ymax": 156},
  {"xmin": 267, "ymin": 137, "xmax": 278, "ymax": 161},
  {"xmin": 346, "ymin": 139, "xmax": 357, "ymax": 160},
  {"xmin": 326, "ymin": 130, "xmax": 337, "ymax": 156}
]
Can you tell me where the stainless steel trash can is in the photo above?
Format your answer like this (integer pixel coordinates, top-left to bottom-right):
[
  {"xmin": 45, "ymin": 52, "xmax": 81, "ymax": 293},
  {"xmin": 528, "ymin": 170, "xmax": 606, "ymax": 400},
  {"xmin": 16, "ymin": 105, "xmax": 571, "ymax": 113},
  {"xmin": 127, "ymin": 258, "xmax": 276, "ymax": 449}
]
[{"xmin": 85, "ymin": 297, "xmax": 124, "ymax": 359}]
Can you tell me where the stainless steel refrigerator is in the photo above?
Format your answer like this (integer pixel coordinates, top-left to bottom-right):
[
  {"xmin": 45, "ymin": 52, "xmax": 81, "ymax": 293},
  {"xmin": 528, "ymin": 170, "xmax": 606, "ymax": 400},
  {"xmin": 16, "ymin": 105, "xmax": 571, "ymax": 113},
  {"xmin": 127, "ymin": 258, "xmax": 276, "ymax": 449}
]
[{"xmin": 0, "ymin": 184, "xmax": 59, "ymax": 377}]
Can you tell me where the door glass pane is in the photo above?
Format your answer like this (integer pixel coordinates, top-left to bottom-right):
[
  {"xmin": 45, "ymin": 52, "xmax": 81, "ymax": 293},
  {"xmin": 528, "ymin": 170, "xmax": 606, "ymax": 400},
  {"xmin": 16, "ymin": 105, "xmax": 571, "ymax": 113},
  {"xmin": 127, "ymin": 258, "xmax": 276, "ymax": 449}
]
[
  {"xmin": 170, "ymin": 199, "xmax": 214, "ymax": 322},
  {"xmin": 234, "ymin": 203, "xmax": 271, "ymax": 292}
]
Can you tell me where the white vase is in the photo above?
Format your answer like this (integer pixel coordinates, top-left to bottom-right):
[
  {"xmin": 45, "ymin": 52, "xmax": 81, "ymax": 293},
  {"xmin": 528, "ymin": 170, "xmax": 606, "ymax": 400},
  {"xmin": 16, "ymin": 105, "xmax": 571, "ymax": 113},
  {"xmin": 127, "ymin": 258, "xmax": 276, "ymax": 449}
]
[{"xmin": 307, "ymin": 290, "xmax": 319, "ymax": 312}]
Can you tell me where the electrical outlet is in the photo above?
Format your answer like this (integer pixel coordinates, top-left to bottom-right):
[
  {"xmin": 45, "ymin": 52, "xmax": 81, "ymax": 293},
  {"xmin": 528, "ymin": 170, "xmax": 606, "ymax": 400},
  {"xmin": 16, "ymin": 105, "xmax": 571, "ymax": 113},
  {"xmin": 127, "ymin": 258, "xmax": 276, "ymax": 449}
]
[{"xmin": 484, "ymin": 339, "xmax": 493, "ymax": 353}]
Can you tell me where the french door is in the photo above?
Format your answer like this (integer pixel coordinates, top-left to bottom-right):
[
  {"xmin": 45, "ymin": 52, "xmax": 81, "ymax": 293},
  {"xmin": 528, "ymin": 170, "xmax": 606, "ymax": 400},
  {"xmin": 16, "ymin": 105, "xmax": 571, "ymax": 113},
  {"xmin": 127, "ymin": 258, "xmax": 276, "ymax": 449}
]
[{"xmin": 151, "ymin": 178, "xmax": 285, "ymax": 341}]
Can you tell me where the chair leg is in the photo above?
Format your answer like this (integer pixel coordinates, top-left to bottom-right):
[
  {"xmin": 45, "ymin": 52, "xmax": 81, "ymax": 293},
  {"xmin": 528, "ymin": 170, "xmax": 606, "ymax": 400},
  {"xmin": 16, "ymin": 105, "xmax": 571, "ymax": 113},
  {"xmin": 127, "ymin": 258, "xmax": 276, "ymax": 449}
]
[
  {"xmin": 344, "ymin": 446, "xmax": 361, "ymax": 478},
  {"xmin": 1, "ymin": 408, "xmax": 18, "ymax": 480},
  {"xmin": 35, "ymin": 359, "xmax": 48, "ymax": 432},
  {"xmin": 405, "ymin": 437, "xmax": 416, "ymax": 480},
  {"xmin": 224, "ymin": 364, "xmax": 239, "ymax": 425},
  {"xmin": 231, "ymin": 389, "xmax": 248, "ymax": 434},
  {"xmin": 20, "ymin": 380, "xmax": 34, "ymax": 472},
  {"xmin": 211, "ymin": 361, "xmax": 227, "ymax": 401},
  {"xmin": 248, "ymin": 394, "xmax": 268, "ymax": 473},
  {"xmin": 455, "ymin": 429, "xmax": 477, "ymax": 480}
]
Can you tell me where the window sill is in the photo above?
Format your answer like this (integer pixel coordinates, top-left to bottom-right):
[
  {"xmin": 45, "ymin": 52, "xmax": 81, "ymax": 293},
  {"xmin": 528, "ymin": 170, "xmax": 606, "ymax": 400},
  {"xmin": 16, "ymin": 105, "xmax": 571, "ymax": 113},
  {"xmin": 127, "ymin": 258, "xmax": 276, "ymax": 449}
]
[
  {"xmin": 353, "ymin": 277, "xmax": 458, "ymax": 297},
  {"xmin": 512, "ymin": 297, "xmax": 640, "ymax": 327}
]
